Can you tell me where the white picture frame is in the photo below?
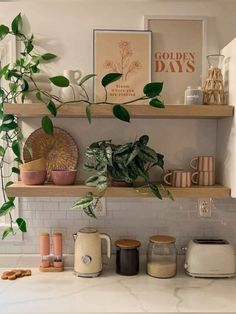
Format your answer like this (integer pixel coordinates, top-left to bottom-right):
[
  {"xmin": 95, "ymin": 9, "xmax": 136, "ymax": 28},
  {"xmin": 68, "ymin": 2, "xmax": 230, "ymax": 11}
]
[{"xmin": 144, "ymin": 15, "xmax": 207, "ymax": 104}]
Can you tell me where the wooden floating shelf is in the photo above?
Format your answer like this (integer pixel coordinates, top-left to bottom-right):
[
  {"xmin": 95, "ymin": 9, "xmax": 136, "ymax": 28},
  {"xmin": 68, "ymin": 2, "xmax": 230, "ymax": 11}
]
[
  {"xmin": 6, "ymin": 182, "xmax": 230, "ymax": 198},
  {"xmin": 4, "ymin": 103, "xmax": 234, "ymax": 118}
]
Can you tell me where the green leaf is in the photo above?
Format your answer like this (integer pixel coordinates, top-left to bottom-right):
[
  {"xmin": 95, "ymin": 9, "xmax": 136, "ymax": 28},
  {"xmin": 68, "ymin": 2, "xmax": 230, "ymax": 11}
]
[
  {"xmin": 49, "ymin": 76, "xmax": 69, "ymax": 87},
  {"xmin": 139, "ymin": 146, "xmax": 158, "ymax": 163},
  {"xmin": 1, "ymin": 121, "xmax": 18, "ymax": 131},
  {"xmin": 86, "ymin": 104, "xmax": 92, "ymax": 124},
  {"xmin": 0, "ymin": 64, "xmax": 9, "ymax": 78},
  {"xmin": 41, "ymin": 116, "xmax": 53, "ymax": 135},
  {"xmin": 16, "ymin": 217, "xmax": 27, "ymax": 232},
  {"xmin": 84, "ymin": 205, "xmax": 96, "ymax": 218},
  {"xmin": 41, "ymin": 53, "xmax": 57, "ymax": 61},
  {"xmin": 96, "ymin": 176, "xmax": 108, "ymax": 192},
  {"xmin": 11, "ymin": 13, "xmax": 22, "ymax": 34},
  {"xmin": 12, "ymin": 140, "xmax": 20, "ymax": 158},
  {"xmin": 149, "ymin": 183, "xmax": 162, "ymax": 200},
  {"xmin": 2, "ymin": 227, "xmax": 14, "ymax": 240},
  {"xmin": 112, "ymin": 105, "xmax": 130, "ymax": 122},
  {"xmin": 0, "ymin": 145, "xmax": 5, "ymax": 157},
  {"xmin": 149, "ymin": 98, "xmax": 165, "ymax": 108},
  {"xmin": 31, "ymin": 64, "xmax": 40, "ymax": 73},
  {"xmin": 143, "ymin": 82, "xmax": 163, "ymax": 98},
  {"xmin": 14, "ymin": 157, "xmax": 23, "ymax": 164},
  {"xmin": 101, "ymin": 73, "xmax": 122, "ymax": 87},
  {"xmin": 125, "ymin": 146, "xmax": 140, "ymax": 166},
  {"xmin": 35, "ymin": 91, "xmax": 43, "ymax": 102},
  {"xmin": 26, "ymin": 40, "xmax": 34, "ymax": 54},
  {"xmin": 0, "ymin": 201, "xmax": 14, "ymax": 217},
  {"xmin": 83, "ymin": 163, "xmax": 95, "ymax": 172},
  {"xmin": 21, "ymin": 79, "xmax": 29, "ymax": 92},
  {"xmin": 139, "ymin": 135, "xmax": 149, "ymax": 145},
  {"xmin": 79, "ymin": 74, "xmax": 96, "ymax": 86},
  {"xmin": 85, "ymin": 175, "xmax": 99, "ymax": 186},
  {"xmin": 5, "ymin": 181, "xmax": 14, "ymax": 189},
  {"xmin": 72, "ymin": 194, "xmax": 94, "ymax": 209},
  {"xmin": 0, "ymin": 25, "xmax": 9, "ymax": 40},
  {"xmin": 47, "ymin": 100, "xmax": 57, "ymax": 117},
  {"xmin": 3, "ymin": 114, "xmax": 14, "ymax": 124},
  {"xmin": 12, "ymin": 167, "xmax": 20, "ymax": 174}
]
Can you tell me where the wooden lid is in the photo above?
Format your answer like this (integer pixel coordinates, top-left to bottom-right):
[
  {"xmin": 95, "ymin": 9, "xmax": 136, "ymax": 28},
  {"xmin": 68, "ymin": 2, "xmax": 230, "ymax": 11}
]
[
  {"xmin": 149, "ymin": 235, "xmax": 176, "ymax": 244},
  {"xmin": 40, "ymin": 232, "xmax": 49, "ymax": 236},
  {"xmin": 115, "ymin": 239, "xmax": 141, "ymax": 249},
  {"xmin": 53, "ymin": 233, "xmax": 62, "ymax": 236}
]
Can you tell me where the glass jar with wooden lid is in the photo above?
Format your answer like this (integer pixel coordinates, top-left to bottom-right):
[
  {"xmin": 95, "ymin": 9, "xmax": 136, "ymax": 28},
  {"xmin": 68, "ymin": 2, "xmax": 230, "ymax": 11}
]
[
  {"xmin": 115, "ymin": 239, "xmax": 141, "ymax": 276},
  {"xmin": 147, "ymin": 235, "xmax": 177, "ymax": 278}
]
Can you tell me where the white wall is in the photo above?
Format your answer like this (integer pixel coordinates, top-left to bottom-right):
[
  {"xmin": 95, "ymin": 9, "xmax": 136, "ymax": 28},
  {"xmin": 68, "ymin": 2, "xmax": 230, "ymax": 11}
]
[{"xmin": 1, "ymin": 0, "xmax": 236, "ymax": 254}]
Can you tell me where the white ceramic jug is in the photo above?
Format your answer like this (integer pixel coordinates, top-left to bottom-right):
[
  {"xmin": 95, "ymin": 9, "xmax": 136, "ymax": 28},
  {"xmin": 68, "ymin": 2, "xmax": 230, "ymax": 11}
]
[
  {"xmin": 60, "ymin": 70, "xmax": 82, "ymax": 102},
  {"xmin": 73, "ymin": 227, "xmax": 111, "ymax": 277}
]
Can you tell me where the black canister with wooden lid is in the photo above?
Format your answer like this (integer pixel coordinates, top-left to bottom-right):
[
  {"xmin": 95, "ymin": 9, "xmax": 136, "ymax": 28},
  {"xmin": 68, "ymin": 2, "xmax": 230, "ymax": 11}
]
[{"xmin": 115, "ymin": 239, "xmax": 141, "ymax": 276}]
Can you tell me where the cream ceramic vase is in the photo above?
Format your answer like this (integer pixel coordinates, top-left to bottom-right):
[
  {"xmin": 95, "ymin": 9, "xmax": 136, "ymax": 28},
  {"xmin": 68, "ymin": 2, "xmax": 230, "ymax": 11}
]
[
  {"xmin": 73, "ymin": 227, "xmax": 111, "ymax": 277},
  {"xmin": 60, "ymin": 70, "xmax": 82, "ymax": 102}
]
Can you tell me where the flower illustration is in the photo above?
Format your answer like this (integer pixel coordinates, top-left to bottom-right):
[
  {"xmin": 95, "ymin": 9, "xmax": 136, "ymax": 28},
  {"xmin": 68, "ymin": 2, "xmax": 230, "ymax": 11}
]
[{"xmin": 103, "ymin": 40, "xmax": 142, "ymax": 81}]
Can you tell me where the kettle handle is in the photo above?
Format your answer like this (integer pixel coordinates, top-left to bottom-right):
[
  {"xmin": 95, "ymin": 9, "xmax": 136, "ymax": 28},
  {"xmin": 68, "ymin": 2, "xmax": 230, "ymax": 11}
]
[{"xmin": 100, "ymin": 233, "xmax": 111, "ymax": 258}]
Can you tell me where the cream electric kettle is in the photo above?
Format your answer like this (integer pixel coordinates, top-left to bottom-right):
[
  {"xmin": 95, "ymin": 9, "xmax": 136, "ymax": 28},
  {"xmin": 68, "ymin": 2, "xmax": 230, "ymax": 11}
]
[{"xmin": 73, "ymin": 227, "xmax": 111, "ymax": 277}]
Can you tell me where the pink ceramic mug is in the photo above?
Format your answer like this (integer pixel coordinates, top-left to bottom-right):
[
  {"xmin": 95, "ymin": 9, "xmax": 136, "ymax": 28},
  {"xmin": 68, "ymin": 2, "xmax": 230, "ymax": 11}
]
[
  {"xmin": 191, "ymin": 171, "xmax": 215, "ymax": 186},
  {"xmin": 190, "ymin": 156, "xmax": 215, "ymax": 172},
  {"xmin": 164, "ymin": 170, "xmax": 191, "ymax": 188}
]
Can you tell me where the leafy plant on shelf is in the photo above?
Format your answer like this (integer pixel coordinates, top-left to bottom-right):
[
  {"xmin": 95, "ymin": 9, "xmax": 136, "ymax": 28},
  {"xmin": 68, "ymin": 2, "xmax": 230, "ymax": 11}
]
[
  {"xmin": 73, "ymin": 135, "xmax": 172, "ymax": 217},
  {"xmin": 0, "ymin": 13, "xmax": 164, "ymax": 239}
]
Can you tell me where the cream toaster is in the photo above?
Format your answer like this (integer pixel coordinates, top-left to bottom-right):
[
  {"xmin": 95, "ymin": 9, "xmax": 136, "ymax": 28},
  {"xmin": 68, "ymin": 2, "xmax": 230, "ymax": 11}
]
[{"xmin": 185, "ymin": 239, "xmax": 236, "ymax": 278}]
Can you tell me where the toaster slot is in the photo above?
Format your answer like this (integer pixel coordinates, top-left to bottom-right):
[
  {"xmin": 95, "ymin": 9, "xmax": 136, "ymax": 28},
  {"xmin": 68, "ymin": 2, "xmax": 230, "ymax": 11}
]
[{"xmin": 193, "ymin": 239, "xmax": 229, "ymax": 245}]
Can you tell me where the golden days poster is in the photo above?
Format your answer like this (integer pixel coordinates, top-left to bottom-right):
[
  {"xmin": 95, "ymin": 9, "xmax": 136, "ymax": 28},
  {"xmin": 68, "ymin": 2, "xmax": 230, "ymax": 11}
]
[
  {"xmin": 147, "ymin": 18, "xmax": 205, "ymax": 104},
  {"xmin": 94, "ymin": 30, "xmax": 151, "ymax": 103}
]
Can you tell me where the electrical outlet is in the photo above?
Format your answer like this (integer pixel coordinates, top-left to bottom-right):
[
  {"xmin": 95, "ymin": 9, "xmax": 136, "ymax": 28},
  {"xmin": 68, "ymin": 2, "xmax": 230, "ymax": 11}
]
[
  {"xmin": 93, "ymin": 197, "xmax": 106, "ymax": 217},
  {"xmin": 198, "ymin": 198, "xmax": 212, "ymax": 218}
]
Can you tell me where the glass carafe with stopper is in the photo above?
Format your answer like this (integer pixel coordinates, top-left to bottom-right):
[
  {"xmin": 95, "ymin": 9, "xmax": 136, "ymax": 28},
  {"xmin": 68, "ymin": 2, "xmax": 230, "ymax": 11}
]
[
  {"xmin": 147, "ymin": 235, "xmax": 177, "ymax": 278},
  {"xmin": 203, "ymin": 54, "xmax": 225, "ymax": 105}
]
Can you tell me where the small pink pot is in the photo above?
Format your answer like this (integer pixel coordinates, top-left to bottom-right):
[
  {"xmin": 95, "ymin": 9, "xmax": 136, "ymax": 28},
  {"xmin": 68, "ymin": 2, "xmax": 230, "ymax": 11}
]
[
  {"xmin": 21, "ymin": 170, "xmax": 47, "ymax": 185},
  {"xmin": 51, "ymin": 170, "xmax": 77, "ymax": 185}
]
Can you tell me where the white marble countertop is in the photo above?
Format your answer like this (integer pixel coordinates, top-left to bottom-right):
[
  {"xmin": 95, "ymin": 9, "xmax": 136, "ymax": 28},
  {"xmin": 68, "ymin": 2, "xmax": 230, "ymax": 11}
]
[{"xmin": 0, "ymin": 264, "xmax": 236, "ymax": 313}]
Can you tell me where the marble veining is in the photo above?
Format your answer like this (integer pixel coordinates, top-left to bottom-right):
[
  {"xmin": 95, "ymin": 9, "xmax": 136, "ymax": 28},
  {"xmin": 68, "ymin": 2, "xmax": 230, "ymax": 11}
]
[{"xmin": 0, "ymin": 267, "xmax": 236, "ymax": 313}]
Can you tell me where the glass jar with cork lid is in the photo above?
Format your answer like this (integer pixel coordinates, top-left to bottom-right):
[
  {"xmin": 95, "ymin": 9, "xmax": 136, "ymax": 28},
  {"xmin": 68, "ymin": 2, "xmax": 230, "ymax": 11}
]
[{"xmin": 147, "ymin": 235, "xmax": 177, "ymax": 278}]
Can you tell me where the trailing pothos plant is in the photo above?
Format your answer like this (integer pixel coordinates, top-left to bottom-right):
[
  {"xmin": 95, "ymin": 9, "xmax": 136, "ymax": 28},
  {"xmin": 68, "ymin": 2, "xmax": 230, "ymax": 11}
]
[
  {"xmin": 0, "ymin": 13, "xmax": 164, "ymax": 239},
  {"xmin": 73, "ymin": 135, "xmax": 172, "ymax": 217}
]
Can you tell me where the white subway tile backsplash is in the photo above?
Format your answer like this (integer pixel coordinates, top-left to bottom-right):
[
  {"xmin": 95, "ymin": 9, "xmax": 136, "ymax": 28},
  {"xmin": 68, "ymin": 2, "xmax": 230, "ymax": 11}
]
[{"xmin": 2, "ymin": 197, "xmax": 236, "ymax": 254}]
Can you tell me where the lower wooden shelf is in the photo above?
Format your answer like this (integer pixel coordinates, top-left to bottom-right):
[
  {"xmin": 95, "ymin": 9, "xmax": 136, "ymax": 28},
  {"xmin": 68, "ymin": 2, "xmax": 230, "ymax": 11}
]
[{"xmin": 6, "ymin": 182, "xmax": 230, "ymax": 198}]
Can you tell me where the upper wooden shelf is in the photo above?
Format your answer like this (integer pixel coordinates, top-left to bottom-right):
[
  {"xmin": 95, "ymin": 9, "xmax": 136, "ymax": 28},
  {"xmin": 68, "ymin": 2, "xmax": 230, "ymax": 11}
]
[
  {"xmin": 6, "ymin": 181, "xmax": 230, "ymax": 198},
  {"xmin": 4, "ymin": 103, "xmax": 234, "ymax": 119}
]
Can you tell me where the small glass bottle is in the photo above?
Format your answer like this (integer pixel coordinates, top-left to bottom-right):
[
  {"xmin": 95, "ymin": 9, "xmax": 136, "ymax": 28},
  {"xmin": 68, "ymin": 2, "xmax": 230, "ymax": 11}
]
[
  {"xmin": 115, "ymin": 239, "xmax": 141, "ymax": 276},
  {"xmin": 40, "ymin": 232, "xmax": 50, "ymax": 268},
  {"xmin": 147, "ymin": 235, "xmax": 177, "ymax": 278},
  {"xmin": 52, "ymin": 233, "xmax": 63, "ymax": 268}
]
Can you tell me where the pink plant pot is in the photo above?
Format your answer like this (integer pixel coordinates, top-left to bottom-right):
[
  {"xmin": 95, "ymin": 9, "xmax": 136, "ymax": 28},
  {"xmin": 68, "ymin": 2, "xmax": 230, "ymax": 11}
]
[
  {"xmin": 21, "ymin": 170, "xmax": 47, "ymax": 185},
  {"xmin": 51, "ymin": 170, "xmax": 77, "ymax": 185}
]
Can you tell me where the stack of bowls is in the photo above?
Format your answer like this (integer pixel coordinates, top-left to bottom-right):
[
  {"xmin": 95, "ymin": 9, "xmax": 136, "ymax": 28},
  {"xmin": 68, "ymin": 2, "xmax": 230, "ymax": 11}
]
[{"xmin": 20, "ymin": 158, "xmax": 47, "ymax": 185}]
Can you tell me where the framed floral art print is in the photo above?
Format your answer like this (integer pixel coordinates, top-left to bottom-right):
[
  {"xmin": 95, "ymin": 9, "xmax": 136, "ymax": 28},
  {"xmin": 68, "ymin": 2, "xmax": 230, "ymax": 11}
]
[{"xmin": 93, "ymin": 30, "xmax": 151, "ymax": 103}]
